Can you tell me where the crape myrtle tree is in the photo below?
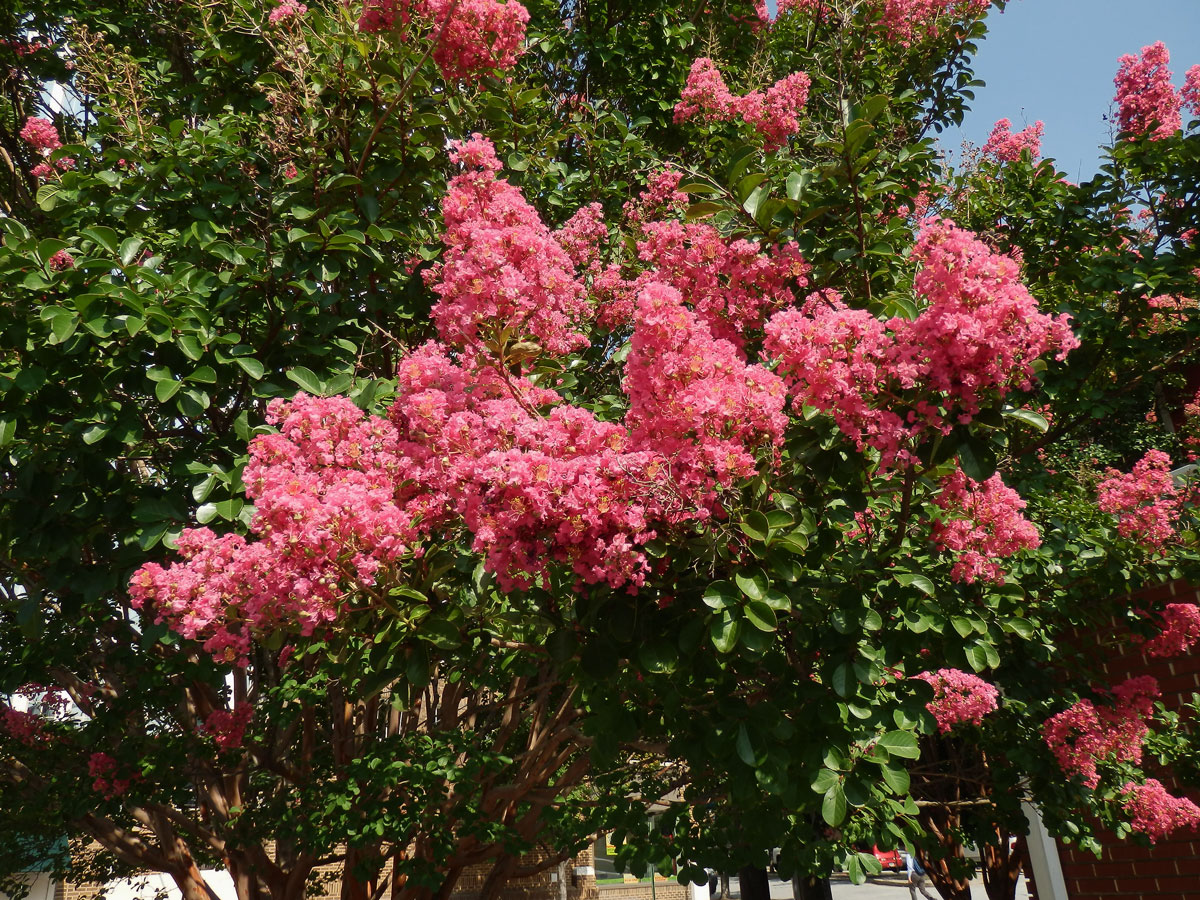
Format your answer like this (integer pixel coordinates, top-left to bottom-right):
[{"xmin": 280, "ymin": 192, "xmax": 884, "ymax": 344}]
[{"xmin": 2, "ymin": 2, "xmax": 1200, "ymax": 900}]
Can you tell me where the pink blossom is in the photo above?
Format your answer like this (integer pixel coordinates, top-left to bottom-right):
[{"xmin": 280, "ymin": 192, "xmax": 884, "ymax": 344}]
[
  {"xmin": 1114, "ymin": 42, "xmax": 1182, "ymax": 140},
  {"xmin": 982, "ymin": 118, "xmax": 1044, "ymax": 163},
  {"xmin": 89, "ymin": 752, "xmax": 134, "ymax": 798},
  {"xmin": 48, "ymin": 249, "xmax": 74, "ymax": 271},
  {"xmin": 674, "ymin": 57, "xmax": 811, "ymax": 151},
  {"xmin": 878, "ymin": 0, "xmax": 992, "ymax": 47},
  {"xmin": 357, "ymin": 0, "xmax": 527, "ymax": 82},
  {"xmin": 1141, "ymin": 603, "xmax": 1200, "ymax": 658},
  {"xmin": 267, "ymin": 0, "xmax": 307, "ymax": 24},
  {"xmin": 425, "ymin": 134, "xmax": 590, "ymax": 356},
  {"xmin": 1120, "ymin": 779, "xmax": 1200, "ymax": 842},
  {"xmin": 554, "ymin": 203, "xmax": 607, "ymax": 270},
  {"xmin": 625, "ymin": 281, "xmax": 788, "ymax": 503},
  {"xmin": 931, "ymin": 468, "xmax": 1040, "ymax": 584},
  {"xmin": 895, "ymin": 220, "xmax": 1079, "ymax": 415},
  {"xmin": 1183, "ymin": 64, "xmax": 1200, "ymax": 117},
  {"xmin": 766, "ymin": 290, "xmax": 914, "ymax": 466},
  {"xmin": 1097, "ymin": 450, "xmax": 1181, "ymax": 548},
  {"xmin": 913, "ymin": 668, "xmax": 1000, "ymax": 733},
  {"xmin": 19, "ymin": 116, "xmax": 60, "ymax": 152},
  {"xmin": 0, "ymin": 705, "xmax": 48, "ymax": 747},
  {"xmin": 622, "ymin": 167, "xmax": 689, "ymax": 229},
  {"xmin": 1043, "ymin": 676, "xmax": 1159, "ymax": 789},
  {"xmin": 203, "ymin": 704, "xmax": 254, "ymax": 750},
  {"xmin": 765, "ymin": 221, "xmax": 1077, "ymax": 469}
]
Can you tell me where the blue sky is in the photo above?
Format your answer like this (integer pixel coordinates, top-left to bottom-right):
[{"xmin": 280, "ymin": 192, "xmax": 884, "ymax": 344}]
[{"xmin": 944, "ymin": 0, "xmax": 1200, "ymax": 180}]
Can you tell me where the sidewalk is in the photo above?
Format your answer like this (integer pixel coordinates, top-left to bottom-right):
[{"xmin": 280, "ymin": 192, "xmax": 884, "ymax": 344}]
[{"xmin": 723, "ymin": 872, "xmax": 1031, "ymax": 900}]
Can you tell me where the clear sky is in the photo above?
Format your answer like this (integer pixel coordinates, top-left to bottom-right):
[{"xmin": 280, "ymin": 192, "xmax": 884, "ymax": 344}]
[{"xmin": 944, "ymin": 0, "xmax": 1200, "ymax": 180}]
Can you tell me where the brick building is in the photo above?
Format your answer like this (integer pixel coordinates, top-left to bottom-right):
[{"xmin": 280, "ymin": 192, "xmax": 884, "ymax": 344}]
[{"xmin": 1025, "ymin": 580, "xmax": 1200, "ymax": 900}]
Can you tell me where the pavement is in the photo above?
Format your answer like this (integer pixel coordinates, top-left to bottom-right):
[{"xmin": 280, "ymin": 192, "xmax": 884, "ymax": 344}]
[{"xmin": 727, "ymin": 872, "xmax": 1031, "ymax": 900}]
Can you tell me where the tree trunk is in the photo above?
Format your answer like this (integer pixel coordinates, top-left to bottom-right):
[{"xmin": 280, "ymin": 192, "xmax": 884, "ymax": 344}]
[
  {"xmin": 718, "ymin": 872, "xmax": 730, "ymax": 900},
  {"xmin": 917, "ymin": 807, "xmax": 972, "ymax": 900},
  {"xmin": 171, "ymin": 861, "xmax": 222, "ymax": 900},
  {"xmin": 980, "ymin": 833, "xmax": 1029, "ymax": 900},
  {"xmin": 227, "ymin": 856, "xmax": 267, "ymax": 900},
  {"xmin": 791, "ymin": 874, "xmax": 833, "ymax": 900},
  {"xmin": 736, "ymin": 866, "xmax": 770, "ymax": 900}
]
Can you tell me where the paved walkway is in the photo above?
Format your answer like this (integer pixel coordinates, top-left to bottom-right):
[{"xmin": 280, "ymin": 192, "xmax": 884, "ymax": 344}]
[{"xmin": 727, "ymin": 872, "xmax": 1031, "ymax": 900}]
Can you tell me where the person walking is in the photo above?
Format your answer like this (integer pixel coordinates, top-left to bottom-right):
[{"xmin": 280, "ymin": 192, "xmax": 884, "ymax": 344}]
[{"xmin": 905, "ymin": 852, "xmax": 937, "ymax": 900}]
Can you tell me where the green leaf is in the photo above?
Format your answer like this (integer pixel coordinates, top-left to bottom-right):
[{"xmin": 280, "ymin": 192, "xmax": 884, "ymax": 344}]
[
  {"xmin": 958, "ymin": 436, "xmax": 998, "ymax": 481},
  {"xmin": 710, "ymin": 615, "xmax": 740, "ymax": 653},
  {"xmin": 235, "ymin": 357, "xmax": 265, "ymax": 379},
  {"xmin": 287, "ymin": 366, "xmax": 324, "ymax": 394},
  {"xmin": 82, "ymin": 226, "xmax": 120, "ymax": 254},
  {"xmin": 811, "ymin": 768, "xmax": 840, "ymax": 794},
  {"xmin": 1006, "ymin": 617, "xmax": 1035, "ymax": 639},
  {"xmin": 876, "ymin": 731, "xmax": 919, "ymax": 759},
  {"xmin": 893, "ymin": 572, "xmax": 934, "ymax": 596},
  {"xmin": 81, "ymin": 424, "xmax": 111, "ymax": 445},
  {"xmin": 822, "ymin": 783, "xmax": 847, "ymax": 826},
  {"xmin": 419, "ymin": 615, "xmax": 463, "ymax": 649},
  {"xmin": 187, "ymin": 366, "xmax": 217, "ymax": 383},
  {"xmin": 735, "ymin": 569, "xmax": 768, "ymax": 601},
  {"xmin": 703, "ymin": 581, "xmax": 737, "ymax": 610},
  {"xmin": 880, "ymin": 764, "xmax": 911, "ymax": 795},
  {"xmin": 739, "ymin": 510, "xmax": 771, "ymax": 542},
  {"xmin": 155, "ymin": 379, "xmax": 182, "ymax": 403},
  {"xmin": 177, "ymin": 335, "xmax": 203, "ymax": 361},
  {"xmin": 831, "ymin": 662, "xmax": 855, "ymax": 698},
  {"xmin": 744, "ymin": 600, "xmax": 778, "ymax": 633},
  {"xmin": 736, "ymin": 724, "xmax": 756, "ymax": 767},
  {"xmin": 1004, "ymin": 407, "xmax": 1050, "ymax": 433},
  {"xmin": 119, "ymin": 236, "xmax": 145, "ymax": 266},
  {"xmin": 0, "ymin": 418, "xmax": 17, "ymax": 447}
]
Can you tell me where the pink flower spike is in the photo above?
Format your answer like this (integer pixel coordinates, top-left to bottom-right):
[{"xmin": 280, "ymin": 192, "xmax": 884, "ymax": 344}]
[{"xmin": 1114, "ymin": 42, "xmax": 1183, "ymax": 140}]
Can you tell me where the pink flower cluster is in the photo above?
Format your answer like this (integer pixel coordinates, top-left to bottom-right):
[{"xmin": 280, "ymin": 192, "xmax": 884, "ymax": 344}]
[
  {"xmin": 1097, "ymin": 450, "xmax": 1182, "ymax": 549},
  {"xmin": 267, "ymin": 0, "xmax": 308, "ymax": 24},
  {"xmin": 982, "ymin": 118, "xmax": 1044, "ymax": 163},
  {"xmin": 931, "ymin": 468, "xmax": 1041, "ymax": 584},
  {"xmin": 765, "ymin": 220, "xmax": 1077, "ymax": 468},
  {"xmin": 1120, "ymin": 779, "xmax": 1200, "ymax": 842},
  {"xmin": 132, "ymin": 393, "xmax": 439, "ymax": 661},
  {"xmin": 554, "ymin": 202, "xmax": 608, "ymax": 270},
  {"xmin": 0, "ymin": 705, "xmax": 48, "ymax": 746},
  {"xmin": 19, "ymin": 116, "xmax": 60, "ymax": 152},
  {"xmin": 877, "ymin": 0, "xmax": 991, "ymax": 46},
  {"xmin": 134, "ymin": 284, "xmax": 788, "ymax": 654},
  {"xmin": 20, "ymin": 116, "xmax": 75, "ymax": 179},
  {"xmin": 1043, "ymin": 676, "xmax": 1159, "ymax": 789},
  {"xmin": 203, "ymin": 704, "xmax": 254, "ymax": 750},
  {"xmin": 622, "ymin": 167, "xmax": 689, "ymax": 228},
  {"xmin": 356, "ymin": 0, "xmax": 527, "ymax": 82},
  {"xmin": 1184, "ymin": 65, "xmax": 1200, "ymax": 119},
  {"xmin": 625, "ymin": 282, "xmax": 788, "ymax": 501},
  {"xmin": 426, "ymin": 134, "xmax": 589, "ymax": 356},
  {"xmin": 1114, "ymin": 42, "xmax": 1183, "ymax": 140},
  {"xmin": 913, "ymin": 668, "xmax": 1000, "ymax": 733},
  {"xmin": 48, "ymin": 249, "xmax": 74, "ymax": 271},
  {"xmin": 606, "ymin": 220, "xmax": 809, "ymax": 345},
  {"xmin": 674, "ymin": 58, "xmax": 812, "ymax": 151},
  {"xmin": 1142, "ymin": 603, "xmax": 1200, "ymax": 659},
  {"xmin": 89, "ymin": 752, "xmax": 134, "ymax": 798}
]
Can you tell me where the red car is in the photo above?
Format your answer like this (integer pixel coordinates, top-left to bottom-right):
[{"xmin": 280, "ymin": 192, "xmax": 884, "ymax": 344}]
[{"xmin": 870, "ymin": 846, "xmax": 905, "ymax": 872}]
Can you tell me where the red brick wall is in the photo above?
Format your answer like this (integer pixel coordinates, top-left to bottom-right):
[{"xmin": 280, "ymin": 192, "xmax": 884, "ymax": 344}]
[{"xmin": 1051, "ymin": 580, "xmax": 1200, "ymax": 899}]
